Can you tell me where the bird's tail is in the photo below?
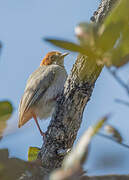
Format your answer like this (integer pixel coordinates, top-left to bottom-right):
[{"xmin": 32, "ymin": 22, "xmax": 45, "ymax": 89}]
[{"xmin": 18, "ymin": 111, "xmax": 32, "ymax": 128}]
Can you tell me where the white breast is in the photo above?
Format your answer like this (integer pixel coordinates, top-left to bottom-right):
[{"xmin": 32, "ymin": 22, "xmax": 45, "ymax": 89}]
[{"xmin": 35, "ymin": 65, "xmax": 67, "ymax": 120}]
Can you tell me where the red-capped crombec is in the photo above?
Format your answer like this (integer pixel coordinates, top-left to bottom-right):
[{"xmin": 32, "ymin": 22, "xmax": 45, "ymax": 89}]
[{"xmin": 18, "ymin": 51, "xmax": 69, "ymax": 137}]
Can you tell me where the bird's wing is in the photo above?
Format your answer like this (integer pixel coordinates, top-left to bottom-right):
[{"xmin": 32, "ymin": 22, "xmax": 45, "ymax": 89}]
[{"xmin": 19, "ymin": 65, "xmax": 59, "ymax": 118}]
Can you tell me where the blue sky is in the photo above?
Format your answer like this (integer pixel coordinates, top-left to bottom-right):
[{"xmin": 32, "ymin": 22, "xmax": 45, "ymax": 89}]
[{"xmin": 0, "ymin": 0, "xmax": 129, "ymax": 176}]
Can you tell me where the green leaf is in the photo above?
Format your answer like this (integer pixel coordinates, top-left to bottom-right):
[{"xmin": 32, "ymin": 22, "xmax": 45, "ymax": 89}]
[
  {"xmin": 97, "ymin": 23, "xmax": 121, "ymax": 53},
  {"xmin": 104, "ymin": 0, "xmax": 129, "ymax": 28},
  {"xmin": 0, "ymin": 101, "xmax": 13, "ymax": 121},
  {"xmin": 110, "ymin": 29, "xmax": 129, "ymax": 67},
  {"xmin": 0, "ymin": 101, "xmax": 13, "ymax": 137},
  {"xmin": 28, "ymin": 147, "xmax": 41, "ymax": 162},
  {"xmin": 44, "ymin": 38, "xmax": 96, "ymax": 58},
  {"xmin": 111, "ymin": 51, "xmax": 129, "ymax": 68},
  {"xmin": 120, "ymin": 29, "xmax": 129, "ymax": 56},
  {"xmin": 97, "ymin": 0, "xmax": 129, "ymax": 54},
  {"xmin": 91, "ymin": 115, "xmax": 109, "ymax": 136}
]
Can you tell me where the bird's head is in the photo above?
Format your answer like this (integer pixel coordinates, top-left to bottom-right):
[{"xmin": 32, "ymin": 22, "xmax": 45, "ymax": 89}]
[{"xmin": 40, "ymin": 51, "xmax": 69, "ymax": 66}]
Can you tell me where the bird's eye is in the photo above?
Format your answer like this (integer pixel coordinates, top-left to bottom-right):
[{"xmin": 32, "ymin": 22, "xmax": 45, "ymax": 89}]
[{"xmin": 51, "ymin": 55, "xmax": 56, "ymax": 61}]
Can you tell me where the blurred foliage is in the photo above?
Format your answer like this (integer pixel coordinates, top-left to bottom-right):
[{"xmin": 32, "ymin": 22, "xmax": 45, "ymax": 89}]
[
  {"xmin": 0, "ymin": 101, "xmax": 13, "ymax": 138},
  {"xmin": 28, "ymin": 147, "xmax": 40, "ymax": 162},
  {"xmin": 63, "ymin": 115, "xmax": 108, "ymax": 170},
  {"xmin": 0, "ymin": 41, "xmax": 2, "ymax": 56},
  {"xmin": 45, "ymin": 0, "xmax": 129, "ymax": 68},
  {"xmin": 0, "ymin": 40, "xmax": 13, "ymax": 139},
  {"xmin": 0, "ymin": 101, "xmax": 13, "ymax": 120},
  {"xmin": 0, "ymin": 149, "xmax": 42, "ymax": 180},
  {"xmin": 50, "ymin": 115, "xmax": 109, "ymax": 180},
  {"xmin": 104, "ymin": 124, "xmax": 123, "ymax": 143},
  {"xmin": 45, "ymin": 38, "xmax": 96, "ymax": 59}
]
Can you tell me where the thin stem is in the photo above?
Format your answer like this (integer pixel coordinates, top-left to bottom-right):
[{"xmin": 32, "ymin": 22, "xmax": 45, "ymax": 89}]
[
  {"xmin": 107, "ymin": 68, "xmax": 129, "ymax": 95},
  {"xmin": 97, "ymin": 132, "xmax": 129, "ymax": 150},
  {"xmin": 115, "ymin": 99, "xmax": 129, "ymax": 107}
]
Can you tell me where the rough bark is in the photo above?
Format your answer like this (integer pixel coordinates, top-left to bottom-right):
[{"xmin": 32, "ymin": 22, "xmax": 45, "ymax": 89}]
[
  {"xmin": 90, "ymin": 0, "xmax": 118, "ymax": 23},
  {"xmin": 20, "ymin": 0, "xmax": 121, "ymax": 179}
]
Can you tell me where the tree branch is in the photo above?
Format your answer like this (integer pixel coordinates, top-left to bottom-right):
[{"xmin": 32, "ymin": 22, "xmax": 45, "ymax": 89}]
[{"xmin": 90, "ymin": 0, "xmax": 119, "ymax": 23}]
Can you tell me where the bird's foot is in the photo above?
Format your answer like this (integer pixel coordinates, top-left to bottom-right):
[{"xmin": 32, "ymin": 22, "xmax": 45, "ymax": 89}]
[
  {"xmin": 32, "ymin": 113, "xmax": 46, "ymax": 141},
  {"xmin": 40, "ymin": 131, "xmax": 46, "ymax": 141}
]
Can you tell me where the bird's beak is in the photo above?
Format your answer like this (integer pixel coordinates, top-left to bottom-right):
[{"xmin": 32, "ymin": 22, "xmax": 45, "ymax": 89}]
[{"xmin": 60, "ymin": 52, "xmax": 69, "ymax": 58}]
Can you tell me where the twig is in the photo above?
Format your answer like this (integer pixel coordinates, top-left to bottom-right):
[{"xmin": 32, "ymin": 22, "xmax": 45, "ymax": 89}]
[
  {"xmin": 115, "ymin": 99, "xmax": 129, "ymax": 107},
  {"xmin": 106, "ymin": 68, "xmax": 129, "ymax": 94},
  {"xmin": 97, "ymin": 132, "xmax": 129, "ymax": 150}
]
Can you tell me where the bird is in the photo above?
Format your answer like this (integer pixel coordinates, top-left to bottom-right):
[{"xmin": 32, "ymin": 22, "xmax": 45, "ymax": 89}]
[{"xmin": 18, "ymin": 51, "xmax": 68, "ymax": 137}]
